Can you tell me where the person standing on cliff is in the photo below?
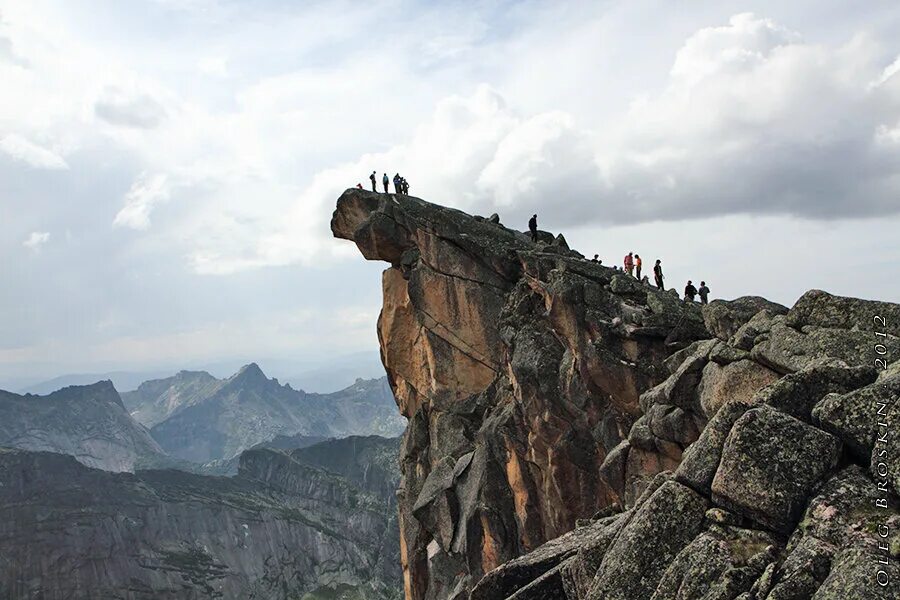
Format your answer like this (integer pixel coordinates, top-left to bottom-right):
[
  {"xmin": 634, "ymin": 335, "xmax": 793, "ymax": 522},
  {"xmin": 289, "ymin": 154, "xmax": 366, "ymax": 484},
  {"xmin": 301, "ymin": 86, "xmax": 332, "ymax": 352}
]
[
  {"xmin": 369, "ymin": 171, "xmax": 377, "ymax": 192},
  {"xmin": 528, "ymin": 214, "xmax": 538, "ymax": 242},
  {"xmin": 393, "ymin": 173, "xmax": 401, "ymax": 194},
  {"xmin": 654, "ymin": 259, "xmax": 664, "ymax": 290},
  {"xmin": 382, "ymin": 173, "xmax": 389, "ymax": 193},
  {"xmin": 698, "ymin": 281, "xmax": 710, "ymax": 304},
  {"xmin": 635, "ymin": 254, "xmax": 642, "ymax": 280},
  {"xmin": 684, "ymin": 280, "xmax": 698, "ymax": 302},
  {"xmin": 624, "ymin": 252, "xmax": 634, "ymax": 276}
]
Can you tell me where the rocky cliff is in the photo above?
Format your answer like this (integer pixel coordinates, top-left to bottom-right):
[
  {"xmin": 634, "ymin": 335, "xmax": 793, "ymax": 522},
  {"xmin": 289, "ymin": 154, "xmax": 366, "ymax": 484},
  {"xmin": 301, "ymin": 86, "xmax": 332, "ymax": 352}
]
[
  {"xmin": 0, "ymin": 381, "xmax": 169, "ymax": 472},
  {"xmin": 332, "ymin": 189, "xmax": 900, "ymax": 600},
  {"xmin": 0, "ymin": 436, "xmax": 403, "ymax": 599}
]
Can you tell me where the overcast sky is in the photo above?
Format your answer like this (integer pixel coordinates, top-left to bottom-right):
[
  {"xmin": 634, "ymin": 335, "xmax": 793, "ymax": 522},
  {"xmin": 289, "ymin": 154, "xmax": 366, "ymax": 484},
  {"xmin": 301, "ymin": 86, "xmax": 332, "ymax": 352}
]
[{"xmin": 2, "ymin": 0, "xmax": 900, "ymax": 385}]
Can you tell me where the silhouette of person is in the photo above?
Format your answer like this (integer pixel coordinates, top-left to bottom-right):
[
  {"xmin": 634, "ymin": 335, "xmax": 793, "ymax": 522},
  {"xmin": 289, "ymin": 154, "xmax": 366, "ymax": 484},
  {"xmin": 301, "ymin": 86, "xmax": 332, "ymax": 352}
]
[
  {"xmin": 393, "ymin": 173, "xmax": 401, "ymax": 194},
  {"xmin": 635, "ymin": 254, "xmax": 642, "ymax": 280},
  {"xmin": 684, "ymin": 280, "xmax": 698, "ymax": 302},
  {"xmin": 591, "ymin": 254, "xmax": 599, "ymax": 262},
  {"xmin": 654, "ymin": 259, "xmax": 664, "ymax": 290},
  {"xmin": 699, "ymin": 281, "xmax": 710, "ymax": 305},
  {"xmin": 382, "ymin": 173, "xmax": 389, "ymax": 193},
  {"xmin": 528, "ymin": 214, "xmax": 538, "ymax": 242},
  {"xmin": 356, "ymin": 183, "xmax": 363, "ymax": 189},
  {"xmin": 369, "ymin": 171, "xmax": 377, "ymax": 192}
]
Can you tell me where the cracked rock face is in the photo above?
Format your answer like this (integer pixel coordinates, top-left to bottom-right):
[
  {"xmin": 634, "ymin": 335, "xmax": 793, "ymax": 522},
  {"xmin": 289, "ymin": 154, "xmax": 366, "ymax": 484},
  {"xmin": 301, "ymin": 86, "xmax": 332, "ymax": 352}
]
[{"xmin": 332, "ymin": 189, "xmax": 900, "ymax": 600}]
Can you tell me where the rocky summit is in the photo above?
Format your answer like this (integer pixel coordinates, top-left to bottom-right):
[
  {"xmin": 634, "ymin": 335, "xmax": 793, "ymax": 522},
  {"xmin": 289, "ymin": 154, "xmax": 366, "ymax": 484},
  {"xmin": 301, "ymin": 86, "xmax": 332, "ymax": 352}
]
[{"xmin": 332, "ymin": 188, "xmax": 900, "ymax": 600}]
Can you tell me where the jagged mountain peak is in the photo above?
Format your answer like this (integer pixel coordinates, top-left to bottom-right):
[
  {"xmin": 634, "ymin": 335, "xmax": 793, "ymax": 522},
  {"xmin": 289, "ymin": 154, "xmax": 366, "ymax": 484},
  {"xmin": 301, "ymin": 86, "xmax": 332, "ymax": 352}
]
[{"xmin": 229, "ymin": 362, "xmax": 270, "ymax": 387}]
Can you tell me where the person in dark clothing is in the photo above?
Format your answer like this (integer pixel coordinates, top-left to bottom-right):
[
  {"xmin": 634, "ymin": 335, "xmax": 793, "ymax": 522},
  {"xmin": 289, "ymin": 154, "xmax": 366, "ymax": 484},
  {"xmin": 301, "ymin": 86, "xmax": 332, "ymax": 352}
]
[
  {"xmin": 653, "ymin": 259, "xmax": 664, "ymax": 290},
  {"xmin": 684, "ymin": 280, "xmax": 698, "ymax": 302},
  {"xmin": 698, "ymin": 281, "xmax": 710, "ymax": 304},
  {"xmin": 528, "ymin": 214, "xmax": 538, "ymax": 242},
  {"xmin": 393, "ymin": 173, "xmax": 401, "ymax": 194},
  {"xmin": 356, "ymin": 183, "xmax": 363, "ymax": 189},
  {"xmin": 369, "ymin": 171, "xmax": 377, "ymax": 192},
  {"xmin": 382, "ymin": 173, "xmax": 389, "ymax": 193},
  {"xmin": 401, "ymin": 178, "xmax": 408, "ymax": 194}
]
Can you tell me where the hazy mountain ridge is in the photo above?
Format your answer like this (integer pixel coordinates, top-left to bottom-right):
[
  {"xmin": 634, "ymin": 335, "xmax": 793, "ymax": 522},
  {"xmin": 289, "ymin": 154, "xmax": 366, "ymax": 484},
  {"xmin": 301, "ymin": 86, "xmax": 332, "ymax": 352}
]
[
  {"xmin": 0, "ymin": 381, "xmax": 169, "ymax": 472},
  {"xmin": 134, "ymin": 364, "xmax": 405, "ymax": 463}
]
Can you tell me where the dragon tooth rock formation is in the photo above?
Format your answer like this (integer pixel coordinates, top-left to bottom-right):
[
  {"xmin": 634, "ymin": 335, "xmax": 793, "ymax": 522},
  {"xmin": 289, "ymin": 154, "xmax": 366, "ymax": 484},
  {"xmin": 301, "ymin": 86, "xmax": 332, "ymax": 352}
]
[{"xmin": 332, "ymin": 188, "xmax": 900, "ymax": 600}]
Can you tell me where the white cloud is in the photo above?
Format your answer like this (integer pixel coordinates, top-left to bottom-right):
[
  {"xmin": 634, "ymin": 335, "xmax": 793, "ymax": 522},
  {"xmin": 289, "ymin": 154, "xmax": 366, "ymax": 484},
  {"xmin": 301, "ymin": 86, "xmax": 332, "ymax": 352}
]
[
  {"xmin": 94, "ymin": 87, "xmax": 167, "ymax": 129},
  {"xmin": 113, "ymin": 173, "xmax": 171, "ymax": 230},
  {"xmin": 22, "ymin": 230, "xmax": 49, "ymax": 250},
  {"xmin": 0, "ymin": 134, "xmax": 68, "ymax": 169}
]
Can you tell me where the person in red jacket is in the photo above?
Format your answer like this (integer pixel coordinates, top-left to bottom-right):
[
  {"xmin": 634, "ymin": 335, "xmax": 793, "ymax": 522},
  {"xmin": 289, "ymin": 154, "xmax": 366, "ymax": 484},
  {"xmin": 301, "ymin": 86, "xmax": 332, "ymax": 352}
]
[{"xmin": 624, "ymin": 252, "xmax": 634, "ymax": 276}]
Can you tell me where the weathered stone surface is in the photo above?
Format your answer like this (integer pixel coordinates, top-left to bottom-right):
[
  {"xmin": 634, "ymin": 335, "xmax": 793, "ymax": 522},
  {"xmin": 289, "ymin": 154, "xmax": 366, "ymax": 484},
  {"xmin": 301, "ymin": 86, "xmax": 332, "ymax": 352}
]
[
  {"xmin": 697, "ymin": 359, "xmax": 780, "ymax": 419},
  {"xmin": 765, "ymin": 535, "xmax": 835, "ymax": 600},
  {"xmin": 650, "ymin": 526, "xmax": 778, "ymax": 600},
  {"xmin": 785, "ymin": 289, "xmax": 900, "ymax": 333},
  {"xmin": 676, "ymin": 399, "xmax": 755, "ymax": 495},
  {"xmin": 811, "ymin": 546, "xmax": 899, "ymax": 599},
  {"xmin": 703, "ymin": 296, "xmax": 788, "ymax": 341},
  {"xmin": 731, "ymin": 310, "xmax": 782, "ymax": 351},
  {"xmin": 586, "ymin": 481, "xmax": 708, "ymax": 600},
  {"xmin": 757, "ymin": 360, "xmax": 877, "ymax": 421},
  {"xmin": 470, "ymin": 515, "xmax": 624, "ymax": 600},
  {"xmin": 712, "ymin": 406, "xmax": 842, "ymax": 533},
  {"xmin": 813, "ymin": 374, "xmax": 900, "ymax": 462},
  {"xmin": 751, "ymin": 322, "xmax": 899, "ymax": 375}
]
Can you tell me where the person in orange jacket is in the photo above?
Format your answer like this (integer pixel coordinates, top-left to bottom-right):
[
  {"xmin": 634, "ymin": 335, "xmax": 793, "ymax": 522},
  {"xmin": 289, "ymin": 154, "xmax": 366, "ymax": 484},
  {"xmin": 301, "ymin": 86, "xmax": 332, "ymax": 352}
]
[
  {"xmin": 624, "ymin": 252, "xmax": 634, "ymax": 276},
  {"xmin": 634, "ymin": 254, "xmax": 642, "ymax": 279}
]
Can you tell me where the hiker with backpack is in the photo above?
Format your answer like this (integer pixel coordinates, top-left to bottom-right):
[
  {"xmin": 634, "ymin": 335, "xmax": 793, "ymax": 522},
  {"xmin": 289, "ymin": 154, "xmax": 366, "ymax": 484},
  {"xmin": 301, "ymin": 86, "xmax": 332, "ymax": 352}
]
[
  {"xmin": 369, "ymin": 171, "xmax": 377, "ymax": 192},
  {"xmin": 382, "ymin": 173, "xmax": 389, "ymax": 193},
  {"xmin": 698, "ymin": 281, "xmax": 710, "ymax": 305}
]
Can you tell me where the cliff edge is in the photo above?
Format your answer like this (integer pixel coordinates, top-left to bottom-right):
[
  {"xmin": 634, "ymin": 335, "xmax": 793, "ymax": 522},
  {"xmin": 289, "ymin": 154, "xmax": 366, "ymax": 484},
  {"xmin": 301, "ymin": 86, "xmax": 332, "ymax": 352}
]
[{"xmin": 332, "ymin": 188, "xmax": 899, "ymax": 600}]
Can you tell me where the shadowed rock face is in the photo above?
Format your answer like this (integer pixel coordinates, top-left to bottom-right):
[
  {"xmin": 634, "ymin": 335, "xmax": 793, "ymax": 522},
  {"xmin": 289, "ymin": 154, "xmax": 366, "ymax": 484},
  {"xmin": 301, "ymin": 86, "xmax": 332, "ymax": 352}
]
[
  {"xmin": 0, "ymin": 438, "xmax": 403, "ymax": 600},
  {"xmin": 332, "ymin": 189, "xmax": 900, "ymax": 600}
]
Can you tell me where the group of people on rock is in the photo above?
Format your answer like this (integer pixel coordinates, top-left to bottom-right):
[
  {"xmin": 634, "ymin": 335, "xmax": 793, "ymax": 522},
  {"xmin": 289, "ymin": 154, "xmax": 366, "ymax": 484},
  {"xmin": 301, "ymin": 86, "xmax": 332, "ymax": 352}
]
[
  {"xmin": 683, "ymin": 280, "xmax": 711, "ymax": 304},
  {"xmin": 360, "ymin": 171, "xmax": 410, "ymax": 195},
  {"xmin": 526, "ymin": 214, "xmax": 712, "ymax": 304}
]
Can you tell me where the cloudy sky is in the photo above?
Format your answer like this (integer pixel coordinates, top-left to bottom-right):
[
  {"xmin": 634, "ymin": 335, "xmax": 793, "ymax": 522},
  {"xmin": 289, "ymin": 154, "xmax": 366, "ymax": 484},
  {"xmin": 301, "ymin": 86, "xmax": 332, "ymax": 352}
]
[{"xmin": 3, "ymin": 0, "xmax": 900, "ymax": 387}]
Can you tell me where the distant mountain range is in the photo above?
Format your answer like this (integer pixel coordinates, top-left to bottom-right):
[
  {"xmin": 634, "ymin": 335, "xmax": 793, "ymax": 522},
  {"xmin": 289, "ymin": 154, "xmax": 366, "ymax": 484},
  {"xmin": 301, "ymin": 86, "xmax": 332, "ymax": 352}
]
[
  {"xmin": 125, "ymin": 364, "xmax": 405, "ymax": 463},
  {"xmin": 0, "ymin": 362, "xmax": 405, "ymax": 598},
  {"xmin": 0, "ymin": 363, "xmax": 404, "ymax": 471},
  {"xmin": 12, "ymin": 350, "xmax": 386, "ymax": 395},
  {"xmin": 0, "ymin": 381, "xmax": 170, "ymax": 472}
]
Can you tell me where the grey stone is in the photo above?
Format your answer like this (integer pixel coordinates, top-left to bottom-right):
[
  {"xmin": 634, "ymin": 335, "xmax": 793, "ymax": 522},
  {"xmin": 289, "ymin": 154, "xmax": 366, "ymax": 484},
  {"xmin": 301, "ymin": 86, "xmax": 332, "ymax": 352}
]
[
  {"xmin": 703, "ymin": 296, "xmax": 788, "ymax": 341},
  {"xmin": 586, "ymin": 481, "xmax": 708, "ymax": 600},
  {"xmin": 711, "ymin": 406, "xmax": 842, "ymax": 533}
]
